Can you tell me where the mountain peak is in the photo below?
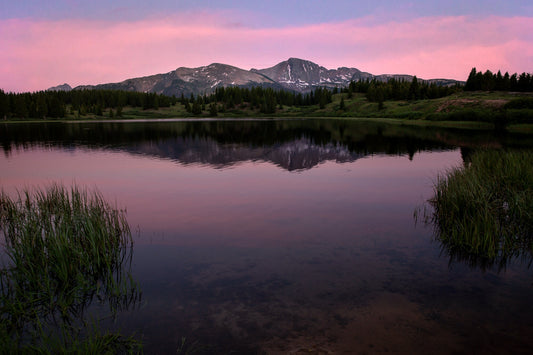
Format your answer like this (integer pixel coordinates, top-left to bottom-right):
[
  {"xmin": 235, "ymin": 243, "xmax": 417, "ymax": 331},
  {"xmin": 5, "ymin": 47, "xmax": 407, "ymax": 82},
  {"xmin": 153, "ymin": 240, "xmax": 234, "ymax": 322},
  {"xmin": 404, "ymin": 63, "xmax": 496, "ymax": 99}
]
[
  {"xmin": 256, "ymin": 58, "xmax": 365, "ymax": 91},
  {"xmin": 47, "ymin": 83, "xmax": 72, "ymax": 92},
  {"xmin": 287, "ymin": 57, "xmax": 311, "ymax": 63},
  {"xmin": 61, "ymin": 59, "xmax": 461, "ymax": 96}
]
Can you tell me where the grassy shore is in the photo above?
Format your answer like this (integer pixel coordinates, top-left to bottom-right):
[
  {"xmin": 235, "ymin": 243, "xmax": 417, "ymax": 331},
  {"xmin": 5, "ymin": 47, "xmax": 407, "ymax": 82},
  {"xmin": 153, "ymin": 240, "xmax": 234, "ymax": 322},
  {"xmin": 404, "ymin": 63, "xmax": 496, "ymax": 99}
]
[
  {"xmin": 422, "ymin": 150, "xmax": 533, "ymax": 269},
  {"xmin": 3, "ymin": 91, "xmax": 532, "ymax": 131}
]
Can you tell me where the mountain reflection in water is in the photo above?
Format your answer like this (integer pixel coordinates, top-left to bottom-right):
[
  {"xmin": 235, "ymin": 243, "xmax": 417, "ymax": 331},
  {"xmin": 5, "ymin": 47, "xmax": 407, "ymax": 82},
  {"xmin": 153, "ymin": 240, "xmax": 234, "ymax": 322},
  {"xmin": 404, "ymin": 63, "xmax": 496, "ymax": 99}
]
[
  {"xmin": 4, "ymin": 118, "xmax": 529, "ymax": 170},
  {"xmin": 2, "ymin": 119, "xmax": 533, "ymax": 354}
]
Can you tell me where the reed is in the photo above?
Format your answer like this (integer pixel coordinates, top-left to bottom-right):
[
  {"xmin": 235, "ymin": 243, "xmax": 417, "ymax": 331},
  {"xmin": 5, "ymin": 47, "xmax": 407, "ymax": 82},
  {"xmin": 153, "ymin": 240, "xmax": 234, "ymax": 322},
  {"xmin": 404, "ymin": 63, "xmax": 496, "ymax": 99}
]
[
  {"xmin": 0, "ymin": 184, "xmax": 141, "ymax": 352},
  {"xmin": 427, "ymin": 150, "xmax": 533, "ymax": 268}
]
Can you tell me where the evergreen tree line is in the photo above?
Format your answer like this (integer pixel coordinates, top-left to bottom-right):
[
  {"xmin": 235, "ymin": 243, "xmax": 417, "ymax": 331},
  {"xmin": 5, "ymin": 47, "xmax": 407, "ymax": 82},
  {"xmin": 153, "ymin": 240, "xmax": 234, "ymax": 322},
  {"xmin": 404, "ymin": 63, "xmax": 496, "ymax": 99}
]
[
  {"xmin": 0, "ymin": 90, "xmax": 67, "ymax": 119},
  {"xmin": 342, "ymin": 77, "xmax": 461, "ymax": 102},
  {"xmin": 464, "ymin": 68, "xmax": 533, "ymax": 92},
  {"xmin": 0, "ymin": 89, "xmax": 178, "ymax": 119},
  {"xmin": 181, "ymin": 86, "xmax": 334, "ymax": 115},
  {"xmin": 1, "ymin": 86, "xmax": 335, "ymax": 119}
]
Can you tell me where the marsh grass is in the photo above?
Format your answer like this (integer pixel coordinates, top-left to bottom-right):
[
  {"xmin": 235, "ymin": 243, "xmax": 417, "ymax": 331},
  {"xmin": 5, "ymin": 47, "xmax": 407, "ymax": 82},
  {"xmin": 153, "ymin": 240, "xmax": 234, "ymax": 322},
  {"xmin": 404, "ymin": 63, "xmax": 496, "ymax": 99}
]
[
  {"xmin": 0, "ymin": 184, "xmax": 141, "ymax": 352},
  {"xmin": 424, "ymin": 150, "xmax": 533, "ymax": 270}
]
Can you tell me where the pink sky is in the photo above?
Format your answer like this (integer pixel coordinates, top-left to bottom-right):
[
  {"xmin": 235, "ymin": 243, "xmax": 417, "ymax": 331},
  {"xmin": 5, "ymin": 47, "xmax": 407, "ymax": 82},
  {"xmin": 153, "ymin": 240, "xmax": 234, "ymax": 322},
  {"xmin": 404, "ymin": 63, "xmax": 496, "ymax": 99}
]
[{"xmin": 1, "ymin": 12, "xmax": 532, "ymax": 93}]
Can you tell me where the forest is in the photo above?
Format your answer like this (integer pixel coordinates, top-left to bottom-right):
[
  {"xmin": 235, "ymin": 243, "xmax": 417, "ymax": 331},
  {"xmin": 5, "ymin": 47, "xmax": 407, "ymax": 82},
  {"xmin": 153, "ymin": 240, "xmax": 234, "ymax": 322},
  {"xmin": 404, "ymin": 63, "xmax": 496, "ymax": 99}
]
[
  {"xmin": 0, "ymin": 86, "xmax": 334, "ymax": 119},
  {"xmin": 0, "ymin": 89, "xmax": 176, "ymax": 119},
  {"xmin": 464, "ymin": 68, "xmax": 533, "ymax": 92},
  {"xmin": 1, "ymin": 68, "xmax": 532, "ymax": 120},
  {"xmin": 343, "ymin": 77, "xmax": 461, "ymax": 103}
]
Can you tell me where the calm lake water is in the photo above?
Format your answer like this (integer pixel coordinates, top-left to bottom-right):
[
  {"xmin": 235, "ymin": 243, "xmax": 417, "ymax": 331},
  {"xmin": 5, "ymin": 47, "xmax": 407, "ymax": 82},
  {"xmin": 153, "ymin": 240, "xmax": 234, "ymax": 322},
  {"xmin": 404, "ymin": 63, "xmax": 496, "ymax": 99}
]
[{"xmin": 1, "ymin": 119, "xmax": 533, "ymax": 354}]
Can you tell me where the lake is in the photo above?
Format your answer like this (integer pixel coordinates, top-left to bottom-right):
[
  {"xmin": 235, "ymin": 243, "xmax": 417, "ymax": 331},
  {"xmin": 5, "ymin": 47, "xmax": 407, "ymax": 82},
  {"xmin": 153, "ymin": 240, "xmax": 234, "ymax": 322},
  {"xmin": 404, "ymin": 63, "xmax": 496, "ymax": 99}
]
[{"xmin": 1, "ymin": 118, "xmax": 533, "ymax": 354}]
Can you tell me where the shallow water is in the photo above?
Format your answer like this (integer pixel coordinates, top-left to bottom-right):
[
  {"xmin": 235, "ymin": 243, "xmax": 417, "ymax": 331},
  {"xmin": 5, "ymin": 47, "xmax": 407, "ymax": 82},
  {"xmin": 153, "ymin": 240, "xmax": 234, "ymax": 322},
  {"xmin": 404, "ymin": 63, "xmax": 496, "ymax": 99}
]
[{"xmin": 1, "ymin": 119, "xmax": 532, "ymax": 354}]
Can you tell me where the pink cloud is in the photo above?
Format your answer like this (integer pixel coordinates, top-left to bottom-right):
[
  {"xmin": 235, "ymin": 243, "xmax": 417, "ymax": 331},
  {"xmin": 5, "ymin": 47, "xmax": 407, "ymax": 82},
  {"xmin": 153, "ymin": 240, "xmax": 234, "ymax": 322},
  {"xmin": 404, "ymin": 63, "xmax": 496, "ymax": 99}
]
[{"xmin": 0, "ymin": 13, "xmax": 531, "ymax": 92}]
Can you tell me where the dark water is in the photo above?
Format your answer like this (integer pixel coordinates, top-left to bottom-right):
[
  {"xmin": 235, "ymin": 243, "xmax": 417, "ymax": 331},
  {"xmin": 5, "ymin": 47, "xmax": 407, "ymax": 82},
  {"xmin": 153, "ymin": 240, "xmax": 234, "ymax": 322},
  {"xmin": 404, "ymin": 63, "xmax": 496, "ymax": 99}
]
[{"xmin": 1, "ymin": 119, "xmax": 533, "ymax": 354}]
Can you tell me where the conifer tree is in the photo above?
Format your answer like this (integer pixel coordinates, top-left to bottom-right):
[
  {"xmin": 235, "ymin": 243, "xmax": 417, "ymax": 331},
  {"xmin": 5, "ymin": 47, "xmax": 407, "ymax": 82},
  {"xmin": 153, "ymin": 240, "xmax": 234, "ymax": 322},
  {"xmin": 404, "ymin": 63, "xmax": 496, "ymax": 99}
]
[
  {"xmin": 409, "ymin": 76, "xmax": 420, "ymax": 100},
  {"xmin": 209, "ymin": 103, "xmax": 217, "ymax": 116},
  {"xmin": 0, "ymin": 89, "xmax": 8, "ymax": 119},
  {"xmin": 192, "ymin": 100, "xmax": 202, "ymax": 115},
  {"xmin": 465, "ymin": 68, "xmax": 478, "ymax": 91}
]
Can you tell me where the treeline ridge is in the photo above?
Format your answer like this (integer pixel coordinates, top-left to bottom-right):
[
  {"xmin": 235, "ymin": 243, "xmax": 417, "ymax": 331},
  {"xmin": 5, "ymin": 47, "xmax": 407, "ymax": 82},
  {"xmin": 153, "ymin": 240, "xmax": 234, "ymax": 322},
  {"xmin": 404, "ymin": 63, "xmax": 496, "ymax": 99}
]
[{"xmin": 465, "ymin": 68, "xmax": 533, "ymax": 92}]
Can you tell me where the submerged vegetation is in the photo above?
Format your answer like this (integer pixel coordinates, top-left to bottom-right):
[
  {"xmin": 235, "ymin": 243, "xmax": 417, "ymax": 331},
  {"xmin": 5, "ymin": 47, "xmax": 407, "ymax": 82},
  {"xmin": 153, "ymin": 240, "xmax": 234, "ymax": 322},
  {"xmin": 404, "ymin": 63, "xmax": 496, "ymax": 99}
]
[
  {"xmin": 423, "ymin": 150, "xmax": 533, "ymax": 270},
  {"xmin": 0, "ymin": 184, "xmax": 141, "ymax": 352}
]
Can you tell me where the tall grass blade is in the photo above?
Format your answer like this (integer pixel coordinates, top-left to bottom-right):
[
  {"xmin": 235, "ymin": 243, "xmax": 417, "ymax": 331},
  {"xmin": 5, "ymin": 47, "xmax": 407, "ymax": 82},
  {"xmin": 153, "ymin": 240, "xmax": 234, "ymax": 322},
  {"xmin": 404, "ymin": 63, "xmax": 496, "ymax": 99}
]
[{"xmin": 0, "ymin": 183, "xmax": 141, "ymax": 352}]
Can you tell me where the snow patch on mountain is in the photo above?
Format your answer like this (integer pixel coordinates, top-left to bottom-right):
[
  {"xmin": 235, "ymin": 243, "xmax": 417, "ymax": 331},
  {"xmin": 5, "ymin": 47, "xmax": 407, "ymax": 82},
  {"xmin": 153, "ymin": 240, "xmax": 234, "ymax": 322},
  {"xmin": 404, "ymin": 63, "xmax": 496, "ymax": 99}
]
[{"xmin": 58, "ymin": 58, "xmax": 462, "ymax": 97}]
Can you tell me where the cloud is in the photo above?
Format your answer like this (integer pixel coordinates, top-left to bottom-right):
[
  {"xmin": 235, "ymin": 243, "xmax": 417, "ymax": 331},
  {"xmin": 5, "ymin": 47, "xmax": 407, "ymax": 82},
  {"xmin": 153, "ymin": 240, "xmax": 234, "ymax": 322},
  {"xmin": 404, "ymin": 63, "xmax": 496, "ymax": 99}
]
[{"xmin": 0, "ymin": 13, "xmax": 531, "ymax": 92}]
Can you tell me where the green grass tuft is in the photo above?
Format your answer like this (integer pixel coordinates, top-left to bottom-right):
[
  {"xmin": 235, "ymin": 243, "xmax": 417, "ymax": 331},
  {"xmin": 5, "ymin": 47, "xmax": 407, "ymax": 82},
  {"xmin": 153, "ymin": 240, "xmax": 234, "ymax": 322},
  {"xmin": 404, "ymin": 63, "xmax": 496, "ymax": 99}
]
[
  {"xmin": 0, "ymin": 184, "xmax": 141, "ymax": 352},
  {"xmin": 425, "ymin": 150, "xmax": 533, "ymax": 270}
]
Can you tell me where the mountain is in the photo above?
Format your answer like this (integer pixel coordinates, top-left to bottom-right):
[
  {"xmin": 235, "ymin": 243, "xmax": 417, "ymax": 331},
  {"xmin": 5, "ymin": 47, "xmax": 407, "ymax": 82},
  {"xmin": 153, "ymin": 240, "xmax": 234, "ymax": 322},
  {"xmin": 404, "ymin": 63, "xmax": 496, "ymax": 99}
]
[
  {"xmin": 47, "ymin": 83, "xmax": 72, "ymax": 91},
  {"xmin": 252, "ymin": 58, "xmax": 374, "ymax": 92},
  {"xmin": 50, "ymin": 58, "xmax": 461, "ymax": 96},
  {"xmin": 74, "ymin": 63, "xmax": 281, "ymax": 97}
]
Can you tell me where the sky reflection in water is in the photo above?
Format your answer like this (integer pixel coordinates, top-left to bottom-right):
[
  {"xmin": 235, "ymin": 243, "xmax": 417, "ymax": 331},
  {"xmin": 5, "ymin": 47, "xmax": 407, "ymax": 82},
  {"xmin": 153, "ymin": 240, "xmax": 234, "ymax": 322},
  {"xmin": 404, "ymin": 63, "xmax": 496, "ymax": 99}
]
[
  {"xmin": 1, "ymin": 120, "xmax": 533, "ymax": 353},
  {"xmin": 1, "ymin": 146, "xmax": 458, "ymax": 248}
]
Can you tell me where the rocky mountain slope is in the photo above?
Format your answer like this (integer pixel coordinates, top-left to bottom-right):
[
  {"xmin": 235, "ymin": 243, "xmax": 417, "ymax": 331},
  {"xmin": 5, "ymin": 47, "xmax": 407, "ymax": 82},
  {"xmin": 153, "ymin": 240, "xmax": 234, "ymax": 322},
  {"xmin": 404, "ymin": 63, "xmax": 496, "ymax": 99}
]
[
  {"xmin": 51, "ymin": 58, "xmax": 461, "ymax": 96},
  {"xmin": 252, "ymin": 58, "xmax": 374, "ymax": 92},
  {"xmin": 74, "ymin": 63, "xmax": 282, "ymax": 97},
  {"xmin": 47, "ymin": 83, "xmax": 73, "ymax": 91}
]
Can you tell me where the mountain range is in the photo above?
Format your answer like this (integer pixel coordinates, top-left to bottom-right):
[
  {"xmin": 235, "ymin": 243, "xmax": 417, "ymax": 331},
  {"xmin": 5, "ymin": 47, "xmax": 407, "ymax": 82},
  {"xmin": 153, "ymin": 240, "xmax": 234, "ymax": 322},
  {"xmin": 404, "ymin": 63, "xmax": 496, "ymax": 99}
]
[{"xmin": 49, "ymin": 58, "xmax": 461, "ymax": 96}]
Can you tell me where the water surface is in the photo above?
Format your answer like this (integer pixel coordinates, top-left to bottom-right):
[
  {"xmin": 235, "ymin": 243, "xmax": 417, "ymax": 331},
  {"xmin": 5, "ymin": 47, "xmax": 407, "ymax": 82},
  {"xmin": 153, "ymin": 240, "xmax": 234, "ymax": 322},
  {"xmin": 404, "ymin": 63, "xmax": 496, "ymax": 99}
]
[{"xmin": 1, "ymin": 119, "xmax": 532, "ymax": 354}]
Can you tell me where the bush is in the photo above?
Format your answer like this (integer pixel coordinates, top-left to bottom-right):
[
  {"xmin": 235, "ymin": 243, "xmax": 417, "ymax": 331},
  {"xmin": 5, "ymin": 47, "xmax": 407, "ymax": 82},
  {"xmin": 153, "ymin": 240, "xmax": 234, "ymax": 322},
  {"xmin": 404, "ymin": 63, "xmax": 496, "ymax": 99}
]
[
  {"xmin": 504, "ymin": 109, "xmax": 533, "ymax": 124},
  {"xmin": 504, "ymin": 97, "xmax": 533, "ymax": 110}
]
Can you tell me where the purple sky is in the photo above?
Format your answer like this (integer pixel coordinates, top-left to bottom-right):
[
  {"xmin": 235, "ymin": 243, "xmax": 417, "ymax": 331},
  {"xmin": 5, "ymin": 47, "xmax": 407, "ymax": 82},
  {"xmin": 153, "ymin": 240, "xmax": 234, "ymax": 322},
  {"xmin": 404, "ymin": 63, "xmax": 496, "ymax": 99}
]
[{"xmin": 1, "ymin": 1, "xmax": 532, "ymax": 92}]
